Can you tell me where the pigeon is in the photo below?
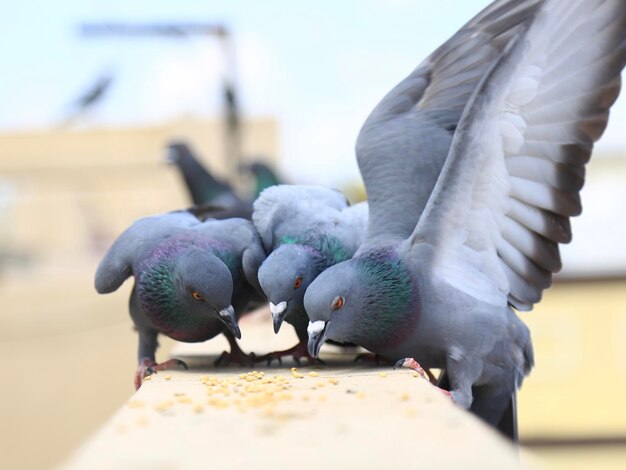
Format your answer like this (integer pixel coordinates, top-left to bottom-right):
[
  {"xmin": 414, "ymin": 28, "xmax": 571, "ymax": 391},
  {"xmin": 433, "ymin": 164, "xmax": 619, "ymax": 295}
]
[
  {"xmin": 165, "ymin": 141, "xmax": 251, "ymax": 217},
  {"xmin": 61, "ymin": 70, "xmax": 114, "ymax": 126},
  {"xmin": 95, "ymin": 210, "xmax": 265, "ymax": 389},
  {"xmin": 304, "ymin": 0, "xmax": 625, "ymax": 440},
  {"xmin": 252, "ymin": 185, "xmax": 368, "ymax": 364},
  {"xmin": 240, "ymin": 161, "xmax": 283, "ymax": 199}
]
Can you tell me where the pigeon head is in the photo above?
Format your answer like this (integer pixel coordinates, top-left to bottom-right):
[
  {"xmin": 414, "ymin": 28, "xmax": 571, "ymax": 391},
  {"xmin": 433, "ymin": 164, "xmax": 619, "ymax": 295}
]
[
  {"xmin": 164, "ymin": 141, "xmax": 190, "ymax": 164},
  {"xmin": 305, "ymin": 248, "xmax": 417, "ymax": 357},
  {"xmin": 258, "ymin": 244, "xmax": 324, "ymax": 334},
  {"xmin": 137, "ymin": 239, "xmax": 240, "ymax": 340}
]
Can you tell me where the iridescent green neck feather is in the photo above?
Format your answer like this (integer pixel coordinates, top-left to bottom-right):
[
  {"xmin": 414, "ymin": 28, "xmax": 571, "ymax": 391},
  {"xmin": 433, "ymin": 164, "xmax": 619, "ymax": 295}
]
[
  {"xmin": 354, "ymin": 248, "xmax": 418, "ymax": 349},
  {"xmin": 279, "ymin": 233, "xmax": 350, "ymax": 266},
  {"xmin": 136, "ymin": 236, "xmax": 237, "ymax": 340}
]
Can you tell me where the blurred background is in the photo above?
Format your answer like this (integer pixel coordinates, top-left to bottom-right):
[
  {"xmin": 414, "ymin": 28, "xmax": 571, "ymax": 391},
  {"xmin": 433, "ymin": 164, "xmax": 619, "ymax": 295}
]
[{"xmin": 1, "ymin": 1, "xmax": 625, "ymax": 469}]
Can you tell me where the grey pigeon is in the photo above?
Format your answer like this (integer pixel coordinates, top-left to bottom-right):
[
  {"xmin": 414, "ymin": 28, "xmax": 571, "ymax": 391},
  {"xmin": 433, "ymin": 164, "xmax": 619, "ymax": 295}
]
[
  {"xmin": 166, "ymin": 141, "xmax": 252, "ymax": 217},
  {"xmin": 305, "ymin": 0, "xmax": 625, "ymax": 440},
  {"xmin": 62, "ymin": 70, "xmax": 114, "ymax": 125},
  {"xmin": 252, "ymin": 185, "xmax": 367, "ymax": 363},
  {"xmin": 95, "ymin": 210, "xmax": 265, "ymax": 389}
]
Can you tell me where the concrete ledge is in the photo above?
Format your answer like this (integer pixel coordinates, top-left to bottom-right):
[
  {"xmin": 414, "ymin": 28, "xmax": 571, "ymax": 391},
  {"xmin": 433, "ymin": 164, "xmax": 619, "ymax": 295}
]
[{"xmin": 64, "ymin": 316, "xmax": 535, "ymax": 469}]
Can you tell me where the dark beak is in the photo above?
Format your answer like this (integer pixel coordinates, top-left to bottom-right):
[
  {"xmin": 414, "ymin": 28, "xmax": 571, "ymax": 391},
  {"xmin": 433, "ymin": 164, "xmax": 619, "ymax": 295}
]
[
  {"xmin": 218, "ymin": 305, "xmax": 241, "ymax": 339},
  {"xmin": 307, "ymin": 321, "xmax": 328, "ymax": 358}
]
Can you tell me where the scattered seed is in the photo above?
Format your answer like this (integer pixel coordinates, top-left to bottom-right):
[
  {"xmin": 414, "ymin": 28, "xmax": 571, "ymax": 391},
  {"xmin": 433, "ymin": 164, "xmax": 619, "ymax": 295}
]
[
  {"xmin": 154, "ymin": 400, "xmax": 174, "ymax": 412},
  {"xmin": 308, "ymin": 371, "xmax": 320, "ymax": 377},
  {"xmin": 193, "ymin": 404, "xmax": 204, "ymax": 414},
  {"xmin": 164, "ymin": 375, "xmax": 172, "ymax": 381},
  {"xmin": 136, "ymin": 416, "xmax": 149, "ymax": 427}
]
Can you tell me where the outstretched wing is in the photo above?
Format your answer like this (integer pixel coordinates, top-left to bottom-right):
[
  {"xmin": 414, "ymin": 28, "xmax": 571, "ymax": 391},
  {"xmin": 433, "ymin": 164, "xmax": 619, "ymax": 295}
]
[
  {"xmin": 411, "ymin": 0, "xmax": 626, "ymax": 310},
  {"xmin": 357, "ymin": 0, "xmax": 543, "ymax": 247}
]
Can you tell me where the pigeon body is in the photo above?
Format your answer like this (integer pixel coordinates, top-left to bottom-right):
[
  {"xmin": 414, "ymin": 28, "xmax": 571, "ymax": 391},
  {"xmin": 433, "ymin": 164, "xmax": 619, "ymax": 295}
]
[
  {"xmin": 95, "ymin": 211, "xmax": 265, "ymax": 387},
  {"xmin": 305, "ymin": 0, "xmax": 625, "ymax": 437},
  {"xmin": 252, "ymin": 185, "xmax": 367, "ymax": 358}
]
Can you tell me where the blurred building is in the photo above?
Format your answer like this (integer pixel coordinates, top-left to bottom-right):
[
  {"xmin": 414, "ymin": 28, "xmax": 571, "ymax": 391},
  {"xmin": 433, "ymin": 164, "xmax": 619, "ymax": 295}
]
[{"xmin": 0, "ymin": 117, "xmax": 278, "ymax": 271}]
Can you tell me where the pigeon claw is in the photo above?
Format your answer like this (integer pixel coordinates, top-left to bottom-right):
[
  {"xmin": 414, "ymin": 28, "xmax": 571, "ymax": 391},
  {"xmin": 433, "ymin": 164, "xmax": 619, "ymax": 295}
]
[
  {"xmin": 255, "ymin": 340, "xmax": 322, "ymax": 367},
  {"xmin": 394, "ymin": 357, "xmax": 426, "ymax": 376},
  {"xmin": 394, "ymin": 357, "xmax": 448, "ymax": 394},
  {"xmin": 134, "ymin": 358, "xmax": 188, "ymax": 390},
  {"xmin": 214, "ymin": 348, "xmax": 256, "ymax": 368}
]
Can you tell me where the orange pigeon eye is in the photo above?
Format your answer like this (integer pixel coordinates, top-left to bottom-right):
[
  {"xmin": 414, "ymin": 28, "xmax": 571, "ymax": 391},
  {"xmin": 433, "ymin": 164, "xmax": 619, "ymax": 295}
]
[
  {"xmin": 294, "ymin": 276, "xmax": 303, "ymax": 289},
  {"xmin": 331, "ymin": 296, "xmax": 345, "ymax": 311},
  {"xmin": 191, "ymin": 290, "xmax": 203, "ymax": 301}
]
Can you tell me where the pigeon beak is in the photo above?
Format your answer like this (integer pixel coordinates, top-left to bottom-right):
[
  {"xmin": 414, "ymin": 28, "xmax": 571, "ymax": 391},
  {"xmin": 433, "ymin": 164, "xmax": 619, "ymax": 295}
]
[
  {"xmin": 269, "ymin": 301, "xmax": 288, "ymax": 334},
  {"xmin": 218, "ymin": 305, "xmax": 241, "ymax": 339},
  {"xmin": 307, "ymin": 321, "xmax": 328, "ymax": 358},
  {"xmin": 164, "ymin": 147, "xmax": 177, "ymax": 164}
]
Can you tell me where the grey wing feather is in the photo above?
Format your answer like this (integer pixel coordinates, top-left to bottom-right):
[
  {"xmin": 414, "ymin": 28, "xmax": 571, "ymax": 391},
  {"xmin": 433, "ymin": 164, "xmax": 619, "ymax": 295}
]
[
  {"xmin": 94, "ymin": 211, "xmax": 199, "ymax": 293},
  {"xmin": 356, "ymin": 0, "xmax": 543, "ymax": 247},
  {"xmin": 252, "ymin": 185, "xmax": 349, "ymax": 251},
  {"xmin": 412, "ymin": 0, "xmax": 626, "ymax": 311},
  {"xmin": 191, "ymin": 217, "xmax": 267, "ymax": 295}
]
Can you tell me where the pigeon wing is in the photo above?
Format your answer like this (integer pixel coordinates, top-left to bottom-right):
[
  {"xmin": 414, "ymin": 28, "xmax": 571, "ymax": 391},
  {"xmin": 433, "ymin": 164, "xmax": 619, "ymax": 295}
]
[
  {"xmin": 356, "ymin": 0, "xmax": 543, "ymax": 248},
  {"xmin": 411, "ymin": 0, "xmax": 626, "ymax": 310},
  {"xmin": 94, "ymin": 211, "xmax": 199, "ymax": 293}
]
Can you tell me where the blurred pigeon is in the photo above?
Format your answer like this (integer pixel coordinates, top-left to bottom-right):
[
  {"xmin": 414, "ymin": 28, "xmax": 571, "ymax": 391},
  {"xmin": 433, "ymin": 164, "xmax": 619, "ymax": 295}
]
[
  {"xmin": 305, "ymin": 0, "xmax": 625, "ymax": 440},
  {"xmin": 95, "ymin": 210, "xmax": 265, "ymax": 389},
  {"xmin": 62, "ymin": 71, "xmax": 114, "ymax": 125},
  {"xmin": 240, "ymin": 161, "xmax": 282, "ymax": 199},
  {"xmin": 166, "ymin": 141, "xmax": 251, "ymax": 217},
  {"xmin": 252, "ymin": 185, "xmax": 367, "ymax": 364}
]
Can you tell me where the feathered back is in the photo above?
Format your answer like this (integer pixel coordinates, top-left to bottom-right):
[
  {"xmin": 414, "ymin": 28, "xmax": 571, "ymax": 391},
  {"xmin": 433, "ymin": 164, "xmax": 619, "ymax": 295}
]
[{"xmin": 252, "ymin": 185, "xmax": 349, "ymax": 252}]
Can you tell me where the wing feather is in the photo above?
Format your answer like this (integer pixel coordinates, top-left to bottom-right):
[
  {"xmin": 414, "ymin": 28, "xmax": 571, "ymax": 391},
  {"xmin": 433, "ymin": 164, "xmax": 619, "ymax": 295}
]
[
  {"xmin": 356, "ymin": 0, "xmax": 544, "ymax": 247},
  {"xmin": 411, "ymin": 0, "xmax": 626, "ymax": 310}
]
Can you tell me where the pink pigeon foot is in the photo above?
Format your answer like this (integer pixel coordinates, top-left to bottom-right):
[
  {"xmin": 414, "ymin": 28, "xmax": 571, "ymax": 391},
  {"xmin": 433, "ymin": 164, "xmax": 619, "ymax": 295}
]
[
  {"xmin": 134, "ymin": 358, "xmax": 188, "ymax": 390},
  {"xmin": 394, "ymin": 357, "xmax": 450, "ymax": 395}
]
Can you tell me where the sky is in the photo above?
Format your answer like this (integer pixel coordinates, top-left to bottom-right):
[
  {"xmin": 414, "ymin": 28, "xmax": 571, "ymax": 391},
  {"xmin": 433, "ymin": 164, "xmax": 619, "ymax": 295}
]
[
  {"xmin": 2, "ymin": 0, "xmax": 626, "ymax": 272},
  {"xmin": 2, "ymin": 0, "xmax": 626, "ymax": 184}
]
